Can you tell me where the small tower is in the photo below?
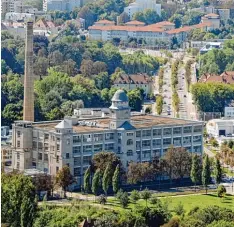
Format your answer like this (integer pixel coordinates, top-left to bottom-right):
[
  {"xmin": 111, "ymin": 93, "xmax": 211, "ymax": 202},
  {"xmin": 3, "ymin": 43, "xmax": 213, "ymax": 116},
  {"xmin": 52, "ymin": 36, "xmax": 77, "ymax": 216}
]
[{"xmin": 109, "ymin": 90, "xmax": 131, "ymax": 129}]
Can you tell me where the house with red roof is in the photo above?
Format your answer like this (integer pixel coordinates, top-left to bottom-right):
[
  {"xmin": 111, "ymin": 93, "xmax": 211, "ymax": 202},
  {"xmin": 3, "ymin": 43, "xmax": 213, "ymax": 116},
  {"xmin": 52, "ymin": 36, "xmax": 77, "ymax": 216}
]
[{"xmin": 198, "ymin": 71, "xmax": 234, "ymax": 84}]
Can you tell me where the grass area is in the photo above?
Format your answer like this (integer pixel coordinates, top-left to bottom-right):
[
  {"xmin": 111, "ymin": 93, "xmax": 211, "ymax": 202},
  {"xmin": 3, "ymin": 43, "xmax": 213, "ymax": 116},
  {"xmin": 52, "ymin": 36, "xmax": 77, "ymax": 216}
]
[
  {"xmin": 105, "ymin": 193, "xmax": 234, "ymax": 213},
  {"xmin": 161, "ymin": 194, "xmax": 234, "ymax": 213}
]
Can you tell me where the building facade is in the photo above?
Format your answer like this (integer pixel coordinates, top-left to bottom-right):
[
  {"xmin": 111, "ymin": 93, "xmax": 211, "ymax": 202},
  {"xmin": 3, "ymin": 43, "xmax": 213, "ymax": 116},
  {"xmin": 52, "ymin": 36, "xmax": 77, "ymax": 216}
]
[
  {"xmin": 124, "ymin": 0, "xmax": 161, "ymax": 19},
  {"xmin": 11, "ymin": 90, "xmax": 203, "ymax": 188},
  {"xmin": 88, "ymin": 20, "xmax": 211, "ymax": 46}
]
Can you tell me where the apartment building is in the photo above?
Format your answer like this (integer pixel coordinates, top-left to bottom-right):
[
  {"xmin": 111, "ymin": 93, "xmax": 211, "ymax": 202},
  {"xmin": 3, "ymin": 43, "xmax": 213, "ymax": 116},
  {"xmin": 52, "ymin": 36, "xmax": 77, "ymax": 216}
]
[
  {"xmin": 112, "ymin": 73, "xmax": 154, "ymax": 95},
  {"xmin": 11, "ymin": 90, "xmax": 203, "ymax": 188},
  {"xmin": 88, "ymin": 20, "xmax": 212, "ymax": 46},
  {"xmin": 201, "ymin": 13, "xmax": 221, "ymax": 29},
  {"xmin": 124, "ymin": 0, "xmax": 161, "ymax": 19}
]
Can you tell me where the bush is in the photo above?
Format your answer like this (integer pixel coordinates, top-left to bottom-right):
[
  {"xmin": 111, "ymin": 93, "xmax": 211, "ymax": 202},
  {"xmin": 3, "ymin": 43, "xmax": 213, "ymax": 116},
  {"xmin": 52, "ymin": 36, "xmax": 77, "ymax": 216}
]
[
  {"xmin": 130, "ymin": 190, "xmax": 140, "ymax": 203},
  {"xmin": 217, "ymin": 185, "xmax": 226, "ymax": 198},
  {"xmin": 174, "ymin": 202, "xmax": 185, "ymax": 216},
  {"xmin": 150, "ymin": 194, "xmax": 160, "ymax": 205},
  {"xmin": 119, "ymin": 192, "xmax": 129, "ymax": 208},
  {"xmin": 97, "ymin": 194, "xmax": 107, "ymax": 205},
  {"xmin": 162, "ymin": 217, "xmax": 180, "ymax": 227}
]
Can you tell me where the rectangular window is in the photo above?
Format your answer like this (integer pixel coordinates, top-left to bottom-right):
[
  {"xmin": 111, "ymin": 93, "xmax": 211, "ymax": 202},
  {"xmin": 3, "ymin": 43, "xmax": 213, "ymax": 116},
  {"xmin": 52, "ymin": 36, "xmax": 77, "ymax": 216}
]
[
  {"xmin": 142, "ymin": 140, "xmax": 151, "ymax": 148},
  {"xmin": 56, "ymin": 167, "xmax": 59, "ymax": 173},
  {"xmin": 83, "ymin": 145, "xmax": 92, "ymax": 153},
  {"xmin": 17, "ymin": 152, "xmax": 20, "ymax": 160},
  {"xmin": 94, "ymin": 144, "xmax": 102, "ymax": 152},
  {"xmin": 74, "ymin": 157, "xmax": 81, "ymax": 166},
  {"xmin": 152, "ymin": 139, "xmax": 161, "ymax": 147},
  {"xmin": 44, "ymin": 153, "xmax": 48, "ymax": 161},
  {"xmin": 173, "ymin": 137, "xmax": 181, "ymax": 146},
  {"xmin": 38, "ymin": 153, "xmax": 42, "ymax": 160},
  {"xmin": 183, "ymin": 136, "xmax": 192, "ymax": 144},
  {"xmin": 33, "ymin": 141, "xmax": 37, "ymax": 149},
  {"xmin": 163, "ymin": 128, "xmax": 172, "ymax": 136},
  {"xmin": 83, "ymin": 134, "xmax": 92, "ymax": 142},
  {"xmin": 17, "ymin": 162, "xmax": 20, "ymax": 169},
  {"xmin": 127, "ymin": 132, "xmax": 134, "ymax": 136},
  {"xmin": 193, "ymin": 125, "xmax": 202, "ymax": 133},
  {"xmin": 105, "ymin": 143, "xmax": 114, "ymax": 151},
  {"xmin": 163, "ymin": 138, "xmax": 172, "ymax": 146},
  {"xmin": 38, "ymin": 142, "xmax": 43, "ymax": 150},
  {"xmin": 66, "ymin": 153, "xmax": 70, "ymax": 159},
  {"xmin": 136, "ymin": 141, "xmax": 141, "ymax": 150},
  {"xmin": 193, "ymin": 135, "xmax": 202, "ymax": 143},
  {"xmin": 142, "ymin": 130, "xmax": 151, "ymax": 137},
  {"xmin": 73, "ymin": 136, "xmax": 81, "ymax": 143},
  {"xmin": 94, "ymin": 134, "xmax": 103, "ymax": 142},
  {"xmin": 83, "ymin": 156, "xmax": 92, "ymax": 165},
  {"xmin": 173, "ymin": 127, "xmax": 182, "ymax": 135},
  {"xmin": 57, "ymin": 144, "xmax": 60, "ymax": 151},
  {"xmin": 44, "ymin": 134, "xmax": 49, "ymax": 140},
  {"xmin": 153, "ymin": 128, "xmax": 161, "ymax": 136},
  {"xmin": 105, "ymin": 133, "xmax": 114, "ymax": 140},
  {"xmin": 73, "ymin": 146, "xmax": 81, "ymax": 154},
  {"xmin": 127, "ymin": 150, "xmax": 133, "ymax": 156},
  {"xmin": 56, "ymin": 155, "xmax": 59, "ymax": 163},
  {"xmin": 74, "ymin": 167, "xmax": 81, "ymax": 176},
  {"xmin": 136, "ymin": 131, "xmax": 141, "ymax": 137},
  {"xmin": 142, "ymin": 150, "xmax": 151, "ymax": 158},
  {"xmin": 17, "ymin": 141, "xmax": 20, "ymax": 148},
  {"xmin": 153, "ymin": 149, "xmax": 161, "ymax": 158},
  {"xmin": 183, "ymin": 126, "xmax": 192, "ymax": 134},
  {"xmin": 57, "ymin": 137, "xmax": 60, "ymax": 142},
  {"xmin": 17, "ymin": 131, "xmax": 21, "ymax": 138}
]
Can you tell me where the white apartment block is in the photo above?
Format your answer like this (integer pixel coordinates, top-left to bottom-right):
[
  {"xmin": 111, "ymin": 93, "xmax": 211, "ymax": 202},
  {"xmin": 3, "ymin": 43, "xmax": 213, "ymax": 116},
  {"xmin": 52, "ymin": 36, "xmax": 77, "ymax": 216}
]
[
  {"xmin": 207, "ymin": 119, "xmax": 234, "ymax": 137},
  {"xmin": 89, "ymin": 20, "xmax": 211, "ymax": 46},
  {"xmin": 225, "ymin": 107, "xmax": 234, "ymax": 118},
  {"xmin": 124, "ymin": 0, "xmax": 161, "ymax": 20},
  {"xmin": 11, "ymin": 90, "xmax": 203, "ymax": 189}
]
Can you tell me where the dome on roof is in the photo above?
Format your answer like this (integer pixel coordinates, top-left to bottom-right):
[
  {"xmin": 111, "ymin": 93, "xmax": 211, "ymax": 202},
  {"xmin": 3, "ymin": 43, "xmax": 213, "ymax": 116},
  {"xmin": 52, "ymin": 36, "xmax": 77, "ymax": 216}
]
[{"xmin": 111, "ymin": 90, "xmax": 128, "ymax": 102}]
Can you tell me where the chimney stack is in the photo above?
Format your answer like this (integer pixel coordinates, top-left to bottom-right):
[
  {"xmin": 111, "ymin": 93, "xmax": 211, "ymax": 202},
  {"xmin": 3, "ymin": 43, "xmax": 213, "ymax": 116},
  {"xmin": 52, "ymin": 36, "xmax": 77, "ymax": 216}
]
[{"xmin": 23, "ymin": 21, "xmax": 34, "ymax": 122}]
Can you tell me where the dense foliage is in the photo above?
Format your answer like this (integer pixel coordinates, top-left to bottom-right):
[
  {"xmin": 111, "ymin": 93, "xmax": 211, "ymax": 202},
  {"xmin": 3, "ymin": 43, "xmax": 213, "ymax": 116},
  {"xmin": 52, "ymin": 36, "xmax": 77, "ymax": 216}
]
[{"xmin": 191, "ymin": 82, "xmax": 234, "ymax": 113}]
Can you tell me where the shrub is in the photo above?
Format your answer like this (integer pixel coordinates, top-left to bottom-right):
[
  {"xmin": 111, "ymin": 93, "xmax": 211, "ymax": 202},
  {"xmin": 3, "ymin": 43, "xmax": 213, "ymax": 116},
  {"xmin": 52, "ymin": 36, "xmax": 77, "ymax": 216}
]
[
  {"xmin": 97, "ymin": 194, "xmax": 107, "ymax": 205},
  {"xmin": 119, "ymin": 192, "xmax": 129, "ymax": 208},
  {"xmin": 217, "ymin": 185, "xmax": 226, "ymax": 198},
  {"xmin": 130, "ymin": 190, "xmax": 140, "ymax": 203},
  {"xmin": 174, "ymin": 202, "xmax": 185, "ymax": 216}
]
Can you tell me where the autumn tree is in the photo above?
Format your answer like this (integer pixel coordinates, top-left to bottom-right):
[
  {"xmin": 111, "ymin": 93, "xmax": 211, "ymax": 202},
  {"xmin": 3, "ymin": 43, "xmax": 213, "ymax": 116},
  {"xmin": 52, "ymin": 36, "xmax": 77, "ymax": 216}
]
[
  {"xmin": 162, "ymin": 147, "xmax": 192, "ymax": 182},
  {"xmin": 56, "ymin": 166, "xmax": 74, "ymax": 197}
]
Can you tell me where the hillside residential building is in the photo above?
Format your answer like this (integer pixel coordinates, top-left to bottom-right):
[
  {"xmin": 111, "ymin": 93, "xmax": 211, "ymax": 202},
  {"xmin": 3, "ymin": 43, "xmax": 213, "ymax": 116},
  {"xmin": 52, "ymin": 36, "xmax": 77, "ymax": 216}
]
[
  {"xmin": 88, "ymin": 20, "xmax": 212, "ymax": 46},
  {"xmin": 11, "ymin": 90, "xmax": 203, "ymax": 189},
  {"xmin": 112, "ymin": 73, "xmax": 154, "ymax": 95},
  {"xmin": 124, "ymin": 0, "xmax": 161, "ymax": 19},
  {"xmin": 198, "ymin": 71, "xmax": 234, "ymax": 84},
  {"xmin": 225, "ymin": 101, "xmax": 234, "ymax": 118},
  {"xmin": 201, "ymin": 13, "xmax": 221, "ymax": 29}
]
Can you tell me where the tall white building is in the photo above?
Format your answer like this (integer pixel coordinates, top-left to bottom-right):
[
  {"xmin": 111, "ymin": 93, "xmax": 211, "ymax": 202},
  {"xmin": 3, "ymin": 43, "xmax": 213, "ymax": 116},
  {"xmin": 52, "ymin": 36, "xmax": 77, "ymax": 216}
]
[
  {"xmin": 11, "ymin": 90, "xmax": 203, "ymax": 189},
  {"xmin": 1, "ymin": 0, "xmax": 23, "ymax": 16},
  {"xmin": 124, "ymin": 0, "xmax": 161, "ymax": 19}
]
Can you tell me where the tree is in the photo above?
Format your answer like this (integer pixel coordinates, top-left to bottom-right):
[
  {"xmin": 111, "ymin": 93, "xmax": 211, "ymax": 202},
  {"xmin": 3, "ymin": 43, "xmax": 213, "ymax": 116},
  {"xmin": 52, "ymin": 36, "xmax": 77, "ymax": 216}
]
[
  {"xmin": 102, "ymin": 164, "xmax": 112, "ymax": 195},
  {"xmin": 92, "ymin": 169, "xmax": 101, "ymax": 199},
  {"xmin": 112, "ymin": 164, "xmax": 120, "ymax": 194},
  {"xmin": 156, "ymin": 95, "xmax": 163, "ymax": 115},
  {"xmin": 130, "ymin": 190, "xmax": 140, "ymax": 203},
  {"xmin": 119, "ymin": 191, "xmax": 129, "ymax": 208},
  {"xmin": 217, "ymin": 185, "xmax": 226, "ymax": 198},
  {"xmin": 202, "ymin": 155, "xmax": 211, "ymax": 194},
  {"xmin": 97, "ymin": 194, "xmax": 107, "ymax": 205},
  {"xmin": 2, "ymin": 173, "xmax": 37, "ymax": 227},
  {"xmin": 141, "ymin": 188, "xmax": 152, "ymax": 207},
  {"xmin": 56, "ymin": 166, "xmax": 74, "ymax": 198},
  {"xmin": 91, "ymin": 151, "xmax": 121, "ymax": 176},
  {"xmin": 214, "ymin": 158, "xmax": 222, "ymax": 185},
  {"xmin": 190, "ymin": 154, "xmax": 202, "ymax": 191},
  {"xmin": 84, "ymin": 166, "xmax": 91, "ymax": 194},
  {"xmin": 80, "ymin": 59, "xmax": 94, "ymax": 77},
  {"xmin": 127, "ymin": 88, "xmax": 144, "ymax": 111},
  {"xmin": 162, "ymin": 147, "xmax": 192, "ymax": 182}
]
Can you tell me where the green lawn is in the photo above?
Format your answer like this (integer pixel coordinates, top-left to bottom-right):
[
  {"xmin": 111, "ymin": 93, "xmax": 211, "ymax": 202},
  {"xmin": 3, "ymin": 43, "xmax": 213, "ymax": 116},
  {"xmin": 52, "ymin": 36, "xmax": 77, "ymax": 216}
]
[
  {"xmin": 105, "ymin": 194, "xmax": 234, "ymax": 213},
  {"xmin": 161, "ymin": 194, "xmax": 234, "ymax": 213}
]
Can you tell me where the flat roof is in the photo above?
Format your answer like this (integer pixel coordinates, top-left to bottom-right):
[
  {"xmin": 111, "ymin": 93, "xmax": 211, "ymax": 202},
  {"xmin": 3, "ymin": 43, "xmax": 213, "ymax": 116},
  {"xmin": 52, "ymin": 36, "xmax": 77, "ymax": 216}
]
[{"xmin": 33, "ymin": 115, "xmax": 202, "ymax": 133}]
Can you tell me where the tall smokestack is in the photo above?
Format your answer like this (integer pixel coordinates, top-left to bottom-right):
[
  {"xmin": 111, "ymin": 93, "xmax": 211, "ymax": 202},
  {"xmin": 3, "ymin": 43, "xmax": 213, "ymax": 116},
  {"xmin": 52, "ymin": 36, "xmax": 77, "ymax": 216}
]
[{"xmin": 23, "ymin": 21, "xmax": 34, "ymax": 122}]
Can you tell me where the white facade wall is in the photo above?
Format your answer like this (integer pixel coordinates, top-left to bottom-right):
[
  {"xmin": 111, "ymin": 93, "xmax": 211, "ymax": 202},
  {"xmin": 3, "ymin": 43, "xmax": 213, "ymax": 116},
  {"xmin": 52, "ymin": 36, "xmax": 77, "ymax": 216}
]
[
  {"xmin": 124, "ymin": 0, "xmax": 161, "ymax": 19},
  {"xmin": 225, "ymin": 107, "xmax": 234, "ymax": 118},
  {"xmin": 5, "ymin": 12, "xmax": 35, "ymax": 22},
  {"xmin": 207, "ymin": 119, "xmax": 234, "ymax": 137},
  {"xmin": 46, "ymin": 0, "xmax": 81, "ymax": 12}
]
